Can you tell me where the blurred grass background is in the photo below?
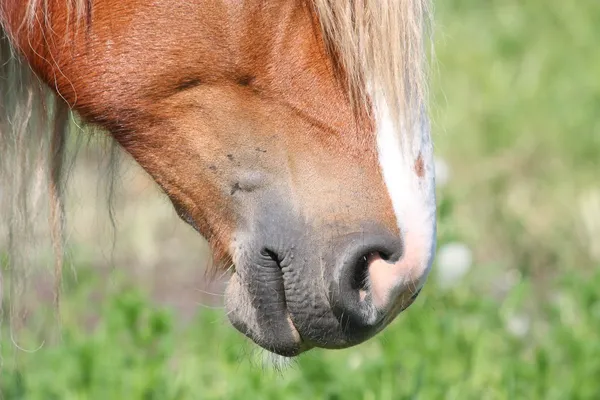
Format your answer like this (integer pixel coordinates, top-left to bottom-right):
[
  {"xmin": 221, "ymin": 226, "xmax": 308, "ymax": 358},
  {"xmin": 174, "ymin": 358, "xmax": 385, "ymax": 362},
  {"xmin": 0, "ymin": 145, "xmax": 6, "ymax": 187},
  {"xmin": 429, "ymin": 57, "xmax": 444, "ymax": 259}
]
[{"xmin": 2, "ymin": 0, "xmax": 600, "ymax": 398}]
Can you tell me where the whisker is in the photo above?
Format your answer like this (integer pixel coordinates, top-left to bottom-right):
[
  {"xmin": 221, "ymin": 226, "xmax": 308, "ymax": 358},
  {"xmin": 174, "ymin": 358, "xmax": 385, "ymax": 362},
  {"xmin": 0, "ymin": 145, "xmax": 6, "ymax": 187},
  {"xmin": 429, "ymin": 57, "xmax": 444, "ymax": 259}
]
[
  {"xmin": 192, "ymin": 287, "xmax": 225, "ymax": 297},
  {"xmin": 193, "ymin": 302, "xmax": 225, "ymax": 310},
  {"xmin": 216, "ymin": 263, "xmax": 235, "ymax": 281}
]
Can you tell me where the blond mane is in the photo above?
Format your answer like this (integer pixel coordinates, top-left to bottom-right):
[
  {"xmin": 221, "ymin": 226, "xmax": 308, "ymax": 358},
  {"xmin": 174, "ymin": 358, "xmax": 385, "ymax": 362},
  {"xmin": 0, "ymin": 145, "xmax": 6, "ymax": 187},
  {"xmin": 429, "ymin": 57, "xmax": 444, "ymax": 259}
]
[
  {"xmin": 1, "ymin": 0, "xmax": 114, "ymax": 342},
  {"xmin": 313, "ymin": 0, "xmax": 432, "ymax": 142}
]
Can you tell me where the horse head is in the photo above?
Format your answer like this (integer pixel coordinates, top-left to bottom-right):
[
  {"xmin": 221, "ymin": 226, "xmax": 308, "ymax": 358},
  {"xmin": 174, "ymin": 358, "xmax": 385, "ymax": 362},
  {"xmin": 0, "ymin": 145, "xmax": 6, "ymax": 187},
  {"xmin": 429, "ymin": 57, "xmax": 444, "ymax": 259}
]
[{"xmin": 0, "ymin": 0, "xmax": 436, "ymax": 357}]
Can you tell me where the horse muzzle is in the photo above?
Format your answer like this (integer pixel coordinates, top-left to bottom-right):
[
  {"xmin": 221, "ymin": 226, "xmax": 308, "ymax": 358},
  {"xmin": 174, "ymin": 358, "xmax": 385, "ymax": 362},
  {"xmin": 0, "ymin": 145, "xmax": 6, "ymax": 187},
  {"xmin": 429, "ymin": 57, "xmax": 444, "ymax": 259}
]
[{"xmin": 224, "ymin": 199, "xmax": 434, "ymax": 357}]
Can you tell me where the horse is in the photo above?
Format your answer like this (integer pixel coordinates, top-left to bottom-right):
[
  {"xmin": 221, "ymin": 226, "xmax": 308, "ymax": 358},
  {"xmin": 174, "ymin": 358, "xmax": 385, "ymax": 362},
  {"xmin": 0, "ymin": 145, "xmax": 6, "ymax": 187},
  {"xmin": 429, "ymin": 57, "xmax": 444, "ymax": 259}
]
[{"xmin": 0, "ymin": 0, "xmax": 436, "ymax": 358}]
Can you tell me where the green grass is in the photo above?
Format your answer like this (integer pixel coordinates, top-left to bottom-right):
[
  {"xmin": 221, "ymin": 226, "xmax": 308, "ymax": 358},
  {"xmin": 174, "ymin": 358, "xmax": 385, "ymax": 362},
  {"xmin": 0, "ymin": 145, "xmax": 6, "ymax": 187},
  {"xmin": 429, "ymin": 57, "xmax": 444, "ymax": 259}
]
[
  {"xmin": 2, "ymin": 0, "xmax": 600, "ymax": 398},
  {"xmin": 2, "ymin": 266, "xmax": 600, "ymax": 399}
]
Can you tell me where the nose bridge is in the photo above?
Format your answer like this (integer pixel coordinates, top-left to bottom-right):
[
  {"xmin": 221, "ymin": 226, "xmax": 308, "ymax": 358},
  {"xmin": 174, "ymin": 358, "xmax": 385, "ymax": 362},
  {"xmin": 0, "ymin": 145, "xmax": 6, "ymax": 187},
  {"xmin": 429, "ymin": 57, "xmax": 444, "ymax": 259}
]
[
  {"xmin": 287, "ymin": 145, "xmax": 400, "ymax": 237},
  {"xmin": 372, "ymin": 91, "xmax": 437, "ymax": 263}
]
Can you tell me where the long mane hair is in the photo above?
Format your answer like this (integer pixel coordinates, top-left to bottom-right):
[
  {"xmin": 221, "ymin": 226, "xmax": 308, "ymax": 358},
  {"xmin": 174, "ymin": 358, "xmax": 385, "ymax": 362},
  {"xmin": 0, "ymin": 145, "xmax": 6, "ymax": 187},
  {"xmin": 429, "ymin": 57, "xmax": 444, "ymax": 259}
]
[{"xmin": 0, "ymin": 0, "xmax": 432, "ymax": 330}]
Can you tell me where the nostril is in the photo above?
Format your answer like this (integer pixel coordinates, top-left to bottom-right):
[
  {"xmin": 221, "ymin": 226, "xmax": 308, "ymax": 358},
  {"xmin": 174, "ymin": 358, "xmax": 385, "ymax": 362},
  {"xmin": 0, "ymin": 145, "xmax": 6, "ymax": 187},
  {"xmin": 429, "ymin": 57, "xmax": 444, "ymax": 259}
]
[
  {"xmin": 330, "ymin": 233, "xmax": 403, "ymax": 338},
  {"xmin": 350, "ymin": 251, "xmax": 391, "ymax": 293},
  {"xmin": 350, "ymin": 254, "xmax": 369, "ymax": 292}
]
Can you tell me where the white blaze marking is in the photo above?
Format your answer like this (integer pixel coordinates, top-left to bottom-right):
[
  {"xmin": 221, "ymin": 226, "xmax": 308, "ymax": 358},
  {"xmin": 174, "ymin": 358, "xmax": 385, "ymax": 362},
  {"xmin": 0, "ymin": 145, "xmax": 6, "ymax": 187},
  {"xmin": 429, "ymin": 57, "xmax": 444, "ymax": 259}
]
[{"xmin": 370, "ymin": 88, "xmax": 437, "ymax": 308}]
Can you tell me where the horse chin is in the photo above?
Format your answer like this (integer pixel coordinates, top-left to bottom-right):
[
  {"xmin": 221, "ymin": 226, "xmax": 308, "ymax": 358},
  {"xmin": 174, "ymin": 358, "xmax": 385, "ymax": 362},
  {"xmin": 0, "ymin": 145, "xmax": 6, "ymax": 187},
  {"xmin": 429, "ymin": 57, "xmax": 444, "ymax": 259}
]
[{"xmin": 224, "ymin": 272, "xmax": 310, "ymax": 358}]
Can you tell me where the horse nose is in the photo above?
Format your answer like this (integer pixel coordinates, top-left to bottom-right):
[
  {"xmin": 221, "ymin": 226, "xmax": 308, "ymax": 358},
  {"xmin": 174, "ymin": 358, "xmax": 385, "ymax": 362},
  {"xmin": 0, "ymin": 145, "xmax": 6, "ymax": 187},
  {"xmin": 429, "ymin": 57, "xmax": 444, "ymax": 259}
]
[{"xmin": 330, "ymin": 230, "xmax": 426, "ymax": 338}]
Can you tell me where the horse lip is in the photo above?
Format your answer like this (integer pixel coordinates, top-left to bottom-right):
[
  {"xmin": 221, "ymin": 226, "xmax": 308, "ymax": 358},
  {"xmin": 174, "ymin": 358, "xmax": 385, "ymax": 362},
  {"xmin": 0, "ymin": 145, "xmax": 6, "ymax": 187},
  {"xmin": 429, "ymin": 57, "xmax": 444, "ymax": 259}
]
[
  {"xmin": 225, "ymin": 266, "xmax": 308, "ymax": 357},
  {"xmin": 284, "ymin": 315, "xmax": 314, "ymax": 356}
]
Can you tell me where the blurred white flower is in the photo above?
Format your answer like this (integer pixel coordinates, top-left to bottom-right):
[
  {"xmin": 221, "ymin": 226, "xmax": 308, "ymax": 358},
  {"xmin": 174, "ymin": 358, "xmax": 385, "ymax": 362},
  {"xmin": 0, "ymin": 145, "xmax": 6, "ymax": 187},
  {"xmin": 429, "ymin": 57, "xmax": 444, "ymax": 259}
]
[
  {"xmin": 505, "ymin": 314, "xmax": 530, "ymax": 338},
  {"xmin": 434, "ymin": 157, "xmax": 450, "ymax": 188},
  {"xmin": 435, "ymin": 242, "xmax": 472, "ymax": 289}
]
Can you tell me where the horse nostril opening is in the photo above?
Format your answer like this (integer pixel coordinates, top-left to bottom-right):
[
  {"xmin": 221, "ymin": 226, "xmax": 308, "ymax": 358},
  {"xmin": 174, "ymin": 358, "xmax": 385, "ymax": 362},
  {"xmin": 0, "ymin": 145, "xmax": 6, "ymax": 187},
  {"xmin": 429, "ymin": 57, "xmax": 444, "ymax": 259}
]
[
  {"xmin": 379, "ymin": 251, "xmax": 392, "ymax": 261},
  {"xmin": 350, "ymin": 254, "xmax": 369, "ymax": 292},
  {"xmin": 331, "ymin": 232, "xmax": 403, "ymax": 339},
  {"xmin": 350, "ymin": 251, "xmax": 390, "ymax": 293}
]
